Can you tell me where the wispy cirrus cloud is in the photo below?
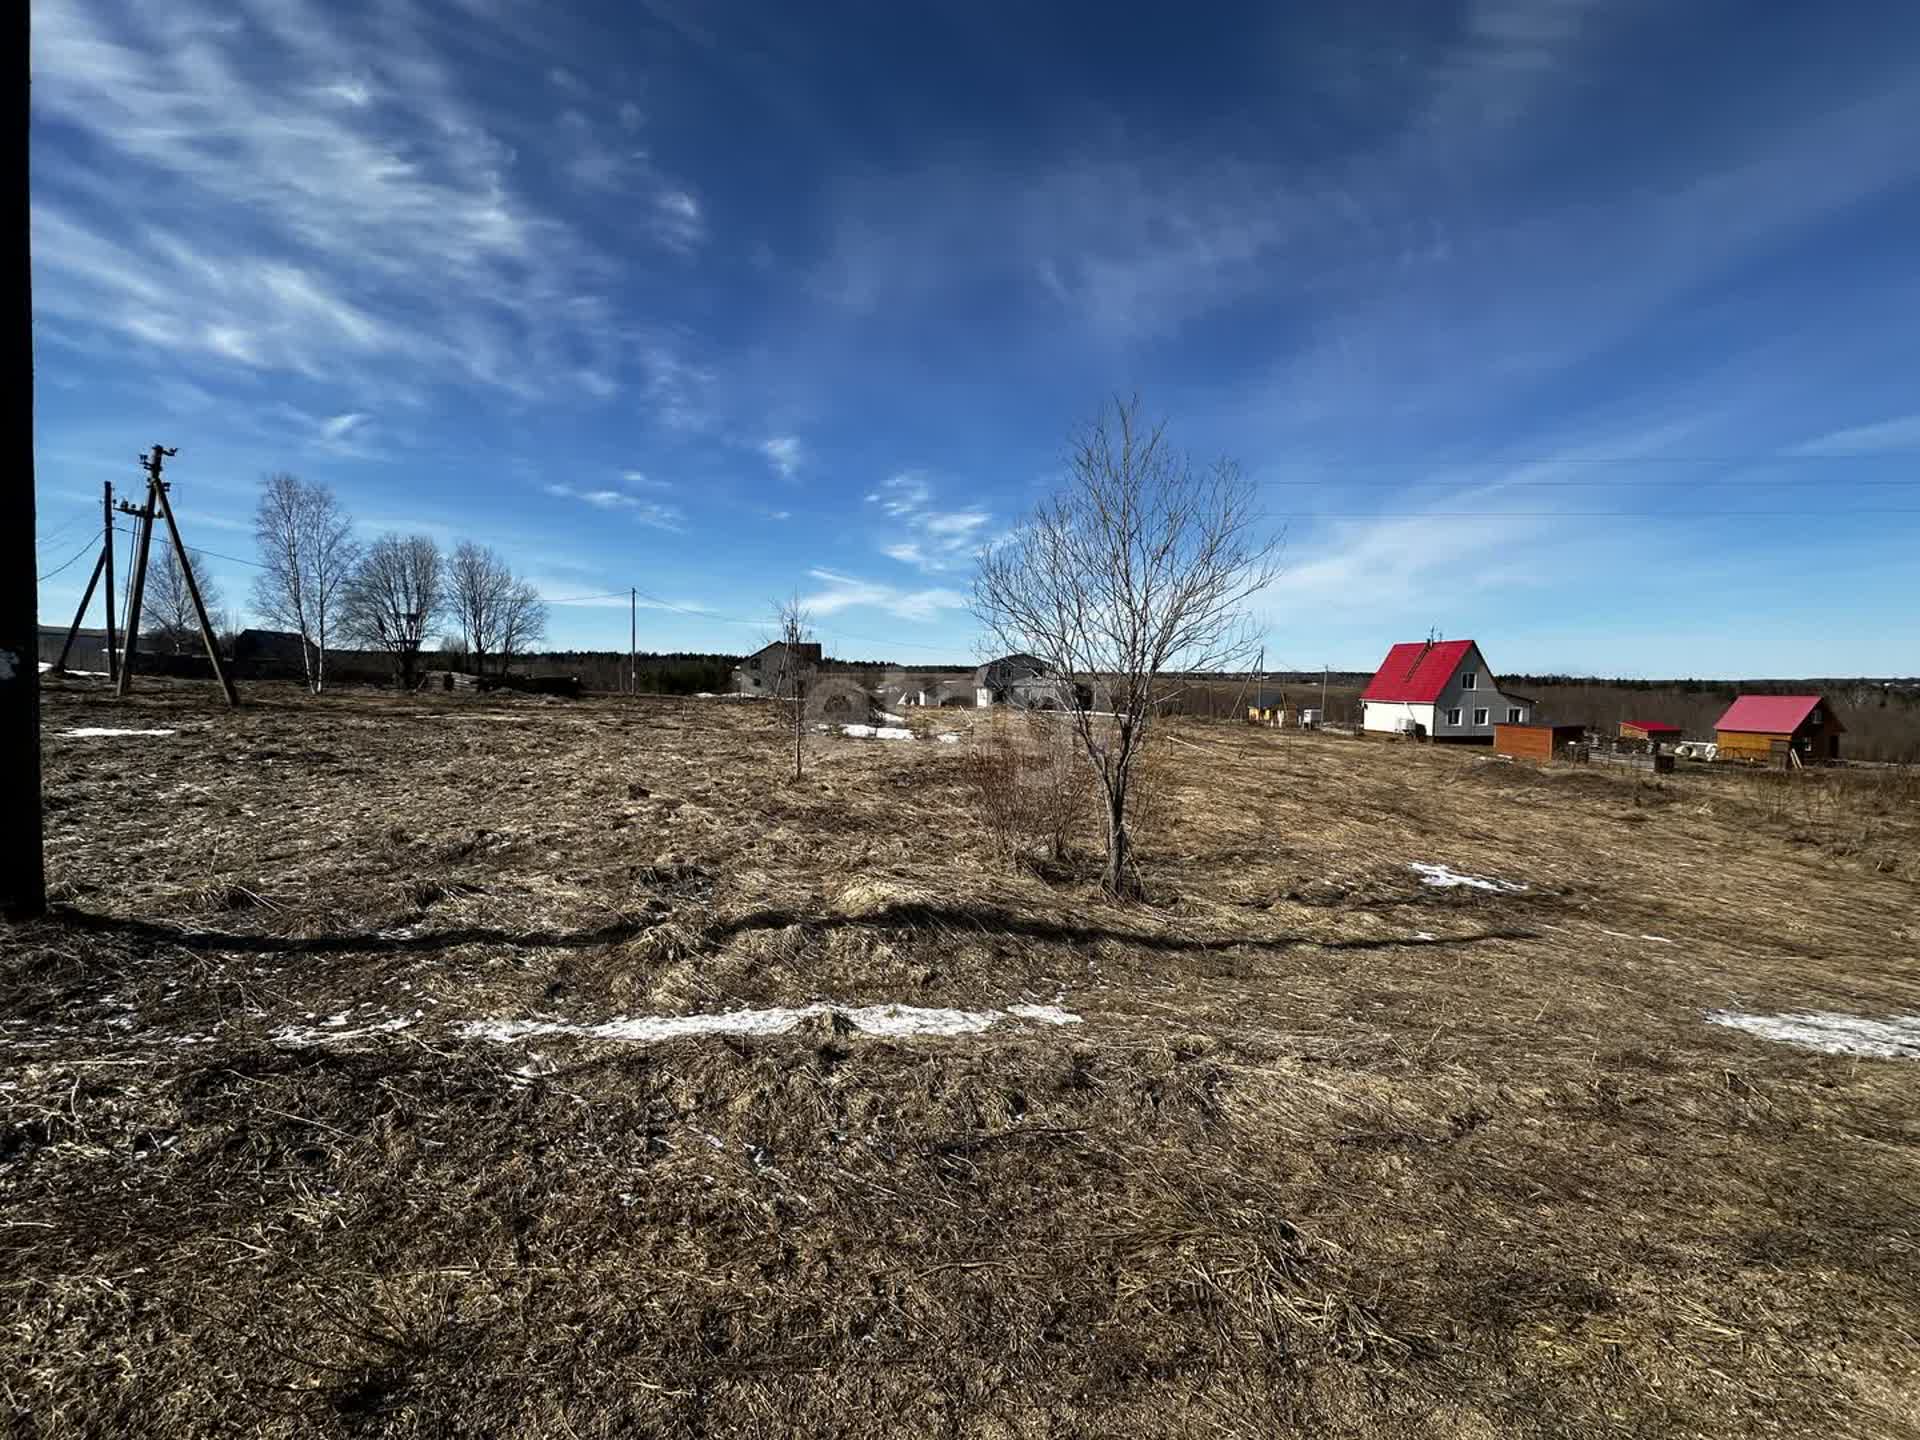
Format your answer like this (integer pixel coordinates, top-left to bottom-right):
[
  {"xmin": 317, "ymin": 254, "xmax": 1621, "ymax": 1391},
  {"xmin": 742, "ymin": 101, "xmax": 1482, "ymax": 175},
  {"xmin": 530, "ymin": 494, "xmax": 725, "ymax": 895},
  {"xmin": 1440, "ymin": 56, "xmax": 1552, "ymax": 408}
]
[
  {"xmin": 865, "ymin": 472, "xmax": 991, "ymax": 571},
  {"xmin": 1788, "ymin": 414, "xmax": 1920, "ymax": 456},
  {"xmin": 29, "ymin": 0, "xmax": 704, "ymax": 402},
  {"xmin": 543, "ymin": 482, "xmax": 684, "ymax": 530},
  {"xmin": 800, "ymin": 568, "xmax": 968, "ymax": 622}
]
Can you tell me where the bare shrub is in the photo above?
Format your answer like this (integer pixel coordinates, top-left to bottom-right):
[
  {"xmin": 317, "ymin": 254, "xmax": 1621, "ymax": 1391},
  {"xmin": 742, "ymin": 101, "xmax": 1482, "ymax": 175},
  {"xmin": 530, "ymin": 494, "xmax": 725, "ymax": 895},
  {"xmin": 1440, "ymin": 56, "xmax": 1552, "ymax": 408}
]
[{"xmin": 963, "ymin": 710, "xmax": 1096, "ymax": 867}]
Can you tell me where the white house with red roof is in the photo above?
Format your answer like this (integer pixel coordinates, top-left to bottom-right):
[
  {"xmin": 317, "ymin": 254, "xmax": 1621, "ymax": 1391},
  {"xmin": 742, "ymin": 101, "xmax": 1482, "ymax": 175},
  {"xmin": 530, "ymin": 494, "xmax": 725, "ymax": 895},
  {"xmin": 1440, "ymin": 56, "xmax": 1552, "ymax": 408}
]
[{"xmin": 1359, "ymin": 639, "xmax": 1532, "ymax": 741}]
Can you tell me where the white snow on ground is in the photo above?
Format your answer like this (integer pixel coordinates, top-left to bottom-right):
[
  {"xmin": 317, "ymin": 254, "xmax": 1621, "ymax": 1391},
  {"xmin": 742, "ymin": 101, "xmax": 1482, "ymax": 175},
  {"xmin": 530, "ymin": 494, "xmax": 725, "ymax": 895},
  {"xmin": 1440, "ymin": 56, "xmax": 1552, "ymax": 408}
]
[
  {"xmin": 841, "ymin": 724, "xmax": 915, "ymax": 740},
  {"xmin": 60, "ymin": 727, "xmax": 178, "ymax": 738},
  {"xmin": 1409, "ymin": 862, "xmax": 1528, "ymax": 893},
  {"xmin": 460, "ymin": 1000, "xmax": 1084, "ymax": 1045},
  {"xmin": 937, "ymin": 732, "xmax": 961, "ymax": 744},
  {"xmin": 1706, "ymin": 1010, "xmax": 1920, "ymax": 1059},
  {"xmin": 40, "ymin": 664, "xmax": 111, "ymax": 677},
  {"xmin": 878, "ymin": 711, "xmax": 906, "ymax": 724},
  {"xmin": 1004, "ymin": 1003, "xmax": 1084, "ymax": 1026},
  {"xmin": 272, "ymin": 1016, "xmax": 417, "ymax": 1047}
]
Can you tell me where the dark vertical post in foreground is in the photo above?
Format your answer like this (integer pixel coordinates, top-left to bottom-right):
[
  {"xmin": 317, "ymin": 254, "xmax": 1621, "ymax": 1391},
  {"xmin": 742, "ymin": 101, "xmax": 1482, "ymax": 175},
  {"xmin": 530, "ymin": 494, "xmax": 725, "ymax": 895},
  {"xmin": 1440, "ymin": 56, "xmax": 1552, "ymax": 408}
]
[{"xmin": 2, "ymin": 4, "xmax": 46, "ymax": 916}]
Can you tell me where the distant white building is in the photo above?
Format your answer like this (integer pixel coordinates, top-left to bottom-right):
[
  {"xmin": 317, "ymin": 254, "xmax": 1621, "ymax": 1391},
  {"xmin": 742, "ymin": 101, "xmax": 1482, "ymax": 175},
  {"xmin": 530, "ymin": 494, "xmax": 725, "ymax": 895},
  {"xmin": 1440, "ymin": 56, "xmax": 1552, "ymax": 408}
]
[{"xmin": 1359, "ymin": 640, "xmax": 1531, "ymax": 741}]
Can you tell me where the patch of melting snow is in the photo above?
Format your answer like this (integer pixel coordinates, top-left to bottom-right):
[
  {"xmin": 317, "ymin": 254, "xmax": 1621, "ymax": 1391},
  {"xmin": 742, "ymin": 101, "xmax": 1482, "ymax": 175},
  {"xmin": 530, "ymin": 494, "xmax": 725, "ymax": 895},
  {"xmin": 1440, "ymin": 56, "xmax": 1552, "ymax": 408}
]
[
  {"xmin": 1707, "ymin": 1010, "xmax": 1920, "ymax": 1059},
  {"xmin": 462, "ymin": 1000, "xmax": 1082, "ymax": 1045},
  {"xmin": 1409, "ymin": 862, "xmax": 1527, "ymax": 893},
  {"xmin": 937, "ymin": 732, "xmax": 961, "ymax": 744},
  {"xmin": 877, "ymin": 711, "xmax": 906, "ymax": 724},
  {"xmin": 60, "ymin": 727, "xmax": 178, "ymax": 738},
  {"xmin": 1004, "ymin": 1003, "xmax": 1084, "ymax": 1026},
  {"xmin": 841, "ymin": 724, "xmax": 914, "ymax": 741},
  {"xmin": 272, "ymin": 1015, "xmax": 418, "ymax": 1047}
]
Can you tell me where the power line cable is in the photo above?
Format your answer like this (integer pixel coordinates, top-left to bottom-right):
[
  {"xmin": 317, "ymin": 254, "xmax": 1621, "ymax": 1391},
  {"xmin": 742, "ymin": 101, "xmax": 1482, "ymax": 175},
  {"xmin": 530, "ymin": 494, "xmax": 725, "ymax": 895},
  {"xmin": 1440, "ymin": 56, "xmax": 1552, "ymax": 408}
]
[{"xmin": 36, "ymin": 531, "xmax": 103, "ymax": 583}]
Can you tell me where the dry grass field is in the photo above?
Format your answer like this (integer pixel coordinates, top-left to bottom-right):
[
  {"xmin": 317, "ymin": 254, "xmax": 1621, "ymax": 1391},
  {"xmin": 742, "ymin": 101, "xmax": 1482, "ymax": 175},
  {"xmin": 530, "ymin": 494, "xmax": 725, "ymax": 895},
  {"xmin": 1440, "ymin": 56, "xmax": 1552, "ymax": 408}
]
[{"xmin": 5, "ymin": 675, "xmax": 1919, "ymax": 1438}]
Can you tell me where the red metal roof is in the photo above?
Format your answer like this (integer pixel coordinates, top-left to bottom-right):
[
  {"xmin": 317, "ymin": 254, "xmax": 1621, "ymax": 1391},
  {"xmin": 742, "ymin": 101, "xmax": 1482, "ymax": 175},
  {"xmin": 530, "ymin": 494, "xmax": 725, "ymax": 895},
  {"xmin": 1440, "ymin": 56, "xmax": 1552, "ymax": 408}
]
[
  {"xmin": 1623, "ymin": 719, "xmax": 1683, "ymax": 734},
  {"xmin": 1714, "ymin": 694, "xmax": 1833, "ymax": 735},
  {"xmin": 1360, "ymin": 640, "xmax": 1478, "ymax": 703}
]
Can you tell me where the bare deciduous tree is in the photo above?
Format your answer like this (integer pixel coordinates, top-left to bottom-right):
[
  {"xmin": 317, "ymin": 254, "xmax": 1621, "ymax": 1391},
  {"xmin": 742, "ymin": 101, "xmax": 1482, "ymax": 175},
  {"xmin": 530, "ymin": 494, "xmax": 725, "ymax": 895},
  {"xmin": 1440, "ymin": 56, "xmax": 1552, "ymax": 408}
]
[
  {"xmin": 972, "ymin": 396, "xmax": 1280, "ymax": 896},
  {"xmin": 251, "ymin": 472, "xmax": 358, "ymax": 692},
  {"xmin": 447, "ymin": 542, "xmax": 545, "ymax": 677},
  {"xmin": 447, "ymin": 541, "xmax": 511, "ymax": 676},
  {"xmin": 342, "ymin": 534, "xmax": 443, "ymax": 688},
  {"xmin": 146, "ymin": 543, "xmax": 223, "ymax": 654},
  {"xmin": 497, "ymin": 578, "xmax": 547, "ymax": 675},
  {"xmin": 770, "ymin": 595, "xmax": 814, "ymax": 779}
]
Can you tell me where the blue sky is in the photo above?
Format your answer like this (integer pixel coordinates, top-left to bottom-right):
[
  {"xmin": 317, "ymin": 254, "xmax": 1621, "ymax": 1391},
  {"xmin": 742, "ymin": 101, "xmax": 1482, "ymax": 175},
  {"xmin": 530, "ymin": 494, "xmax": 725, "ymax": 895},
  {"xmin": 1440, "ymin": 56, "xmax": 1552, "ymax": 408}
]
[{"xmin": 30, "ymin": 0, "xmax": 1920, "ymax": 677}]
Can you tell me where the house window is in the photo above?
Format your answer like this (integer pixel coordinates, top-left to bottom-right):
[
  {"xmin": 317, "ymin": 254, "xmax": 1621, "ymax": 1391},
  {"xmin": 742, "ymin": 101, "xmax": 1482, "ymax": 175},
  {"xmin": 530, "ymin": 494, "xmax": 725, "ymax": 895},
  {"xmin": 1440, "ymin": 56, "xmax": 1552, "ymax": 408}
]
[
  {"xmin": 1447, "ymin": 708, "xmax": 1463, "ymax": 726},
  {"xmin": 1507, "ymin": 707, "xmax": 1523, "ymax": 723},
  {"xmin": 1809, "ymin": 707, "xmax": 1821, "ymax": 724},
  {"xmin": 1460, "ymin": 671, "xmax": 1476, "ymax": 690},
  {"xmin": 1473, "ymin": 708, "xmax": 1489, "ymax": 726}
]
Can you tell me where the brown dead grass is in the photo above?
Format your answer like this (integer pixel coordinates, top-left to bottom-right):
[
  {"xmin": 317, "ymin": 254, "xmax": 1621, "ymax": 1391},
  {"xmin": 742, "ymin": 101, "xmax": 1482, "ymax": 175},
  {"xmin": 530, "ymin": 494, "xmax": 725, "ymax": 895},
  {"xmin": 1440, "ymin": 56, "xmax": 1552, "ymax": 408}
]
[{"xmin": 3, "ymin": 675, "xmax": 1919, "ymax": 1437}]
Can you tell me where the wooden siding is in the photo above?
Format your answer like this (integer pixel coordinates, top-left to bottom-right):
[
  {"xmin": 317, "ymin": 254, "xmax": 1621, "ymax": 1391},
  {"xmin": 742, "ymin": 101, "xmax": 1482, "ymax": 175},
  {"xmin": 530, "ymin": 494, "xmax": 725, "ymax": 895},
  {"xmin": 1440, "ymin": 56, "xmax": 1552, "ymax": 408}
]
[
  {"xmin": 1715, "ymin": 730, "xmax": 1779, "ymax": 763},
  {"xmin": 1494, "ymin": 723, "xmax": 1585, "ymax": 763}
]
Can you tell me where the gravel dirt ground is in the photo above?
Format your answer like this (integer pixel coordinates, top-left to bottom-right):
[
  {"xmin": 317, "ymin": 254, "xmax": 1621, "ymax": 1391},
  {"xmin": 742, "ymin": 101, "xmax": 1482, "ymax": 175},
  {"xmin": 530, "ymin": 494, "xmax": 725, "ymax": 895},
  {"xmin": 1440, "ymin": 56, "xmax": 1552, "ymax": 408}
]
[{"xmin": 4, "ymin": 675, "xmax": 1918, "ymax": 1438}]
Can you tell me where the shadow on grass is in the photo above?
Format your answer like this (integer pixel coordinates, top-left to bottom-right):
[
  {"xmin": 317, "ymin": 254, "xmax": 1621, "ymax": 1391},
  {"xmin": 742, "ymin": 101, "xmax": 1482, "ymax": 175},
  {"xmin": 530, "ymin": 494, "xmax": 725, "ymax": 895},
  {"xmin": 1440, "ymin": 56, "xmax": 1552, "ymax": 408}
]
[
  {"xmin": 42, "ymin": 902, "xmax": 1536, "ymax": 959},
  {"xmin": 45, "ymin": 906, "xmax": 659, "ymax": 956},
  {"xmin": 713, "ymin": 902, "xmax": 1536, "ymax": 955}
]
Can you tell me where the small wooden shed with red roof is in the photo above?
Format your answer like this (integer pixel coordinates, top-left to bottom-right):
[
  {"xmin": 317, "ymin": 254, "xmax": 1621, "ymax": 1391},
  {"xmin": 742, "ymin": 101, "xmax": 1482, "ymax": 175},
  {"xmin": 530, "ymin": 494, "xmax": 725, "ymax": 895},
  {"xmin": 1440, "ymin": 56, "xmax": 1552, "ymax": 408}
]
[
  {"xmin": 1359, "ymin": 639, "xmax": 1532, "ymax": 742},
  {"xmin": 1713, "ymin": 694, "xmax": 1843, "ymax": 765},
  {"xmin": 1619, "ymin": 719, "xmax": 1684, "ymax": 747}
]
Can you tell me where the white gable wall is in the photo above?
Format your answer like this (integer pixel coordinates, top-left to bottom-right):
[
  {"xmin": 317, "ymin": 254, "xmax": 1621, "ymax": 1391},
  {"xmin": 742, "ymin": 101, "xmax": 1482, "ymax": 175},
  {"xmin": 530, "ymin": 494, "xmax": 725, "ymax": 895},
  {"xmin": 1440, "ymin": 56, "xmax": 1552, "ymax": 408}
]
[{"xmin": 1361, "ymin": 700, "xmax": 1435, "ymax": 735}]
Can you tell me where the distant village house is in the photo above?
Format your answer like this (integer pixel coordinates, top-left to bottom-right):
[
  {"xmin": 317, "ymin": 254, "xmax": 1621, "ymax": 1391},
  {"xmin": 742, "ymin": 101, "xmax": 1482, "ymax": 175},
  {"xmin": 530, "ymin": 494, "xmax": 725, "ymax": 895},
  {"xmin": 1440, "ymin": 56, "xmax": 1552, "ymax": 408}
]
[
  {"xmin": 732, "ymin": 641, "xmax": 822, "ymax": 697},
  {"xmin": 1359, "ymin": 639, "xmax": 1531, "ymax": 742},
  {"xmin": 973, "ymin": 653, "xmax": 1076, "ymax": 709},
  {"xmin": 1713, "ymin": 695, "xmax": 1842, "ymax": 766}
]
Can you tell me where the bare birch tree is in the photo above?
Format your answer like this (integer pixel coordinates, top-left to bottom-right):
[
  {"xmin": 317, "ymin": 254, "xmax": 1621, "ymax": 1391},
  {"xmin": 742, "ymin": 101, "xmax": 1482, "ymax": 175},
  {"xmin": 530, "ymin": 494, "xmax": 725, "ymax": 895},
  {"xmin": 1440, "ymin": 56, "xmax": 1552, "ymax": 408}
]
[
  {"xmin": 770, "ymin": 595, "xmax": 814, "ymax": 779},
  {"xmin": 342, "ymin": 534, "xmax": 443, "ymax": 688},
  {"xmin": 146, "ymin": 543, "xmax": 223, "ymax": 654},
  {"xmin": 251, "ymin": 472, "xmax": 358, "ymax": 692},
  {"xmin": 448, "ymin": 541, "xmax": 512, "ymax": 676},
  {"xmin": 972, "ymin": 396, "xmax": 1279, "ymax": 896},
  {"xmin": 496, "ymin": 578, "xmax": 547, "ymax": 675}
]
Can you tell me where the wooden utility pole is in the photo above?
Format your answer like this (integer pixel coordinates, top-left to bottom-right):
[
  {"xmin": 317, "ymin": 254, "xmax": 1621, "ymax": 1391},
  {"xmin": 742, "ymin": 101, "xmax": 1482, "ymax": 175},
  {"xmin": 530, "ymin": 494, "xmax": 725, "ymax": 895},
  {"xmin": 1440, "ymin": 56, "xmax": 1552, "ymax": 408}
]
[
  {"xmin": 114, "ymin": 467, "xmax": 156, "ymax": 699},
  {"xmin": 4, "ymin": 0, "xmax": 44, "ymax": 916},
  {"xmin": 629, "ymin": 587, "xmax": 636, "ymax": 695},
  {"xmin": 115, "ymin": 446, "xmax": 237, "ymax": 707},
  {"xmin": 52, "ymin": 481, "xmax": 119, "ymax": 676},
  {"xmin": 101, "ymin": 480, "xmax": 117, "ymax": 680},
  {"xmin": 151, "ymin": 459, "xmax": 238, "ymax": 707}
]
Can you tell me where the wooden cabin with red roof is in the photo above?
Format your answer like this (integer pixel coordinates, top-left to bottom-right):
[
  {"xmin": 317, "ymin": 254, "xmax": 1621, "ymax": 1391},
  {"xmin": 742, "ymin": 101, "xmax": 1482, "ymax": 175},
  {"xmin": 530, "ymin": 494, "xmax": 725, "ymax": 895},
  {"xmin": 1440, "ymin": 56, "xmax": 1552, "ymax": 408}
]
[
  {"xmin": 1713, "ymin": 695, "xmax": 1842, "ymax": 765},
  {"xmin": 1359, "ymin": 639, "xmax": 1532, "ymax": 742}
]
